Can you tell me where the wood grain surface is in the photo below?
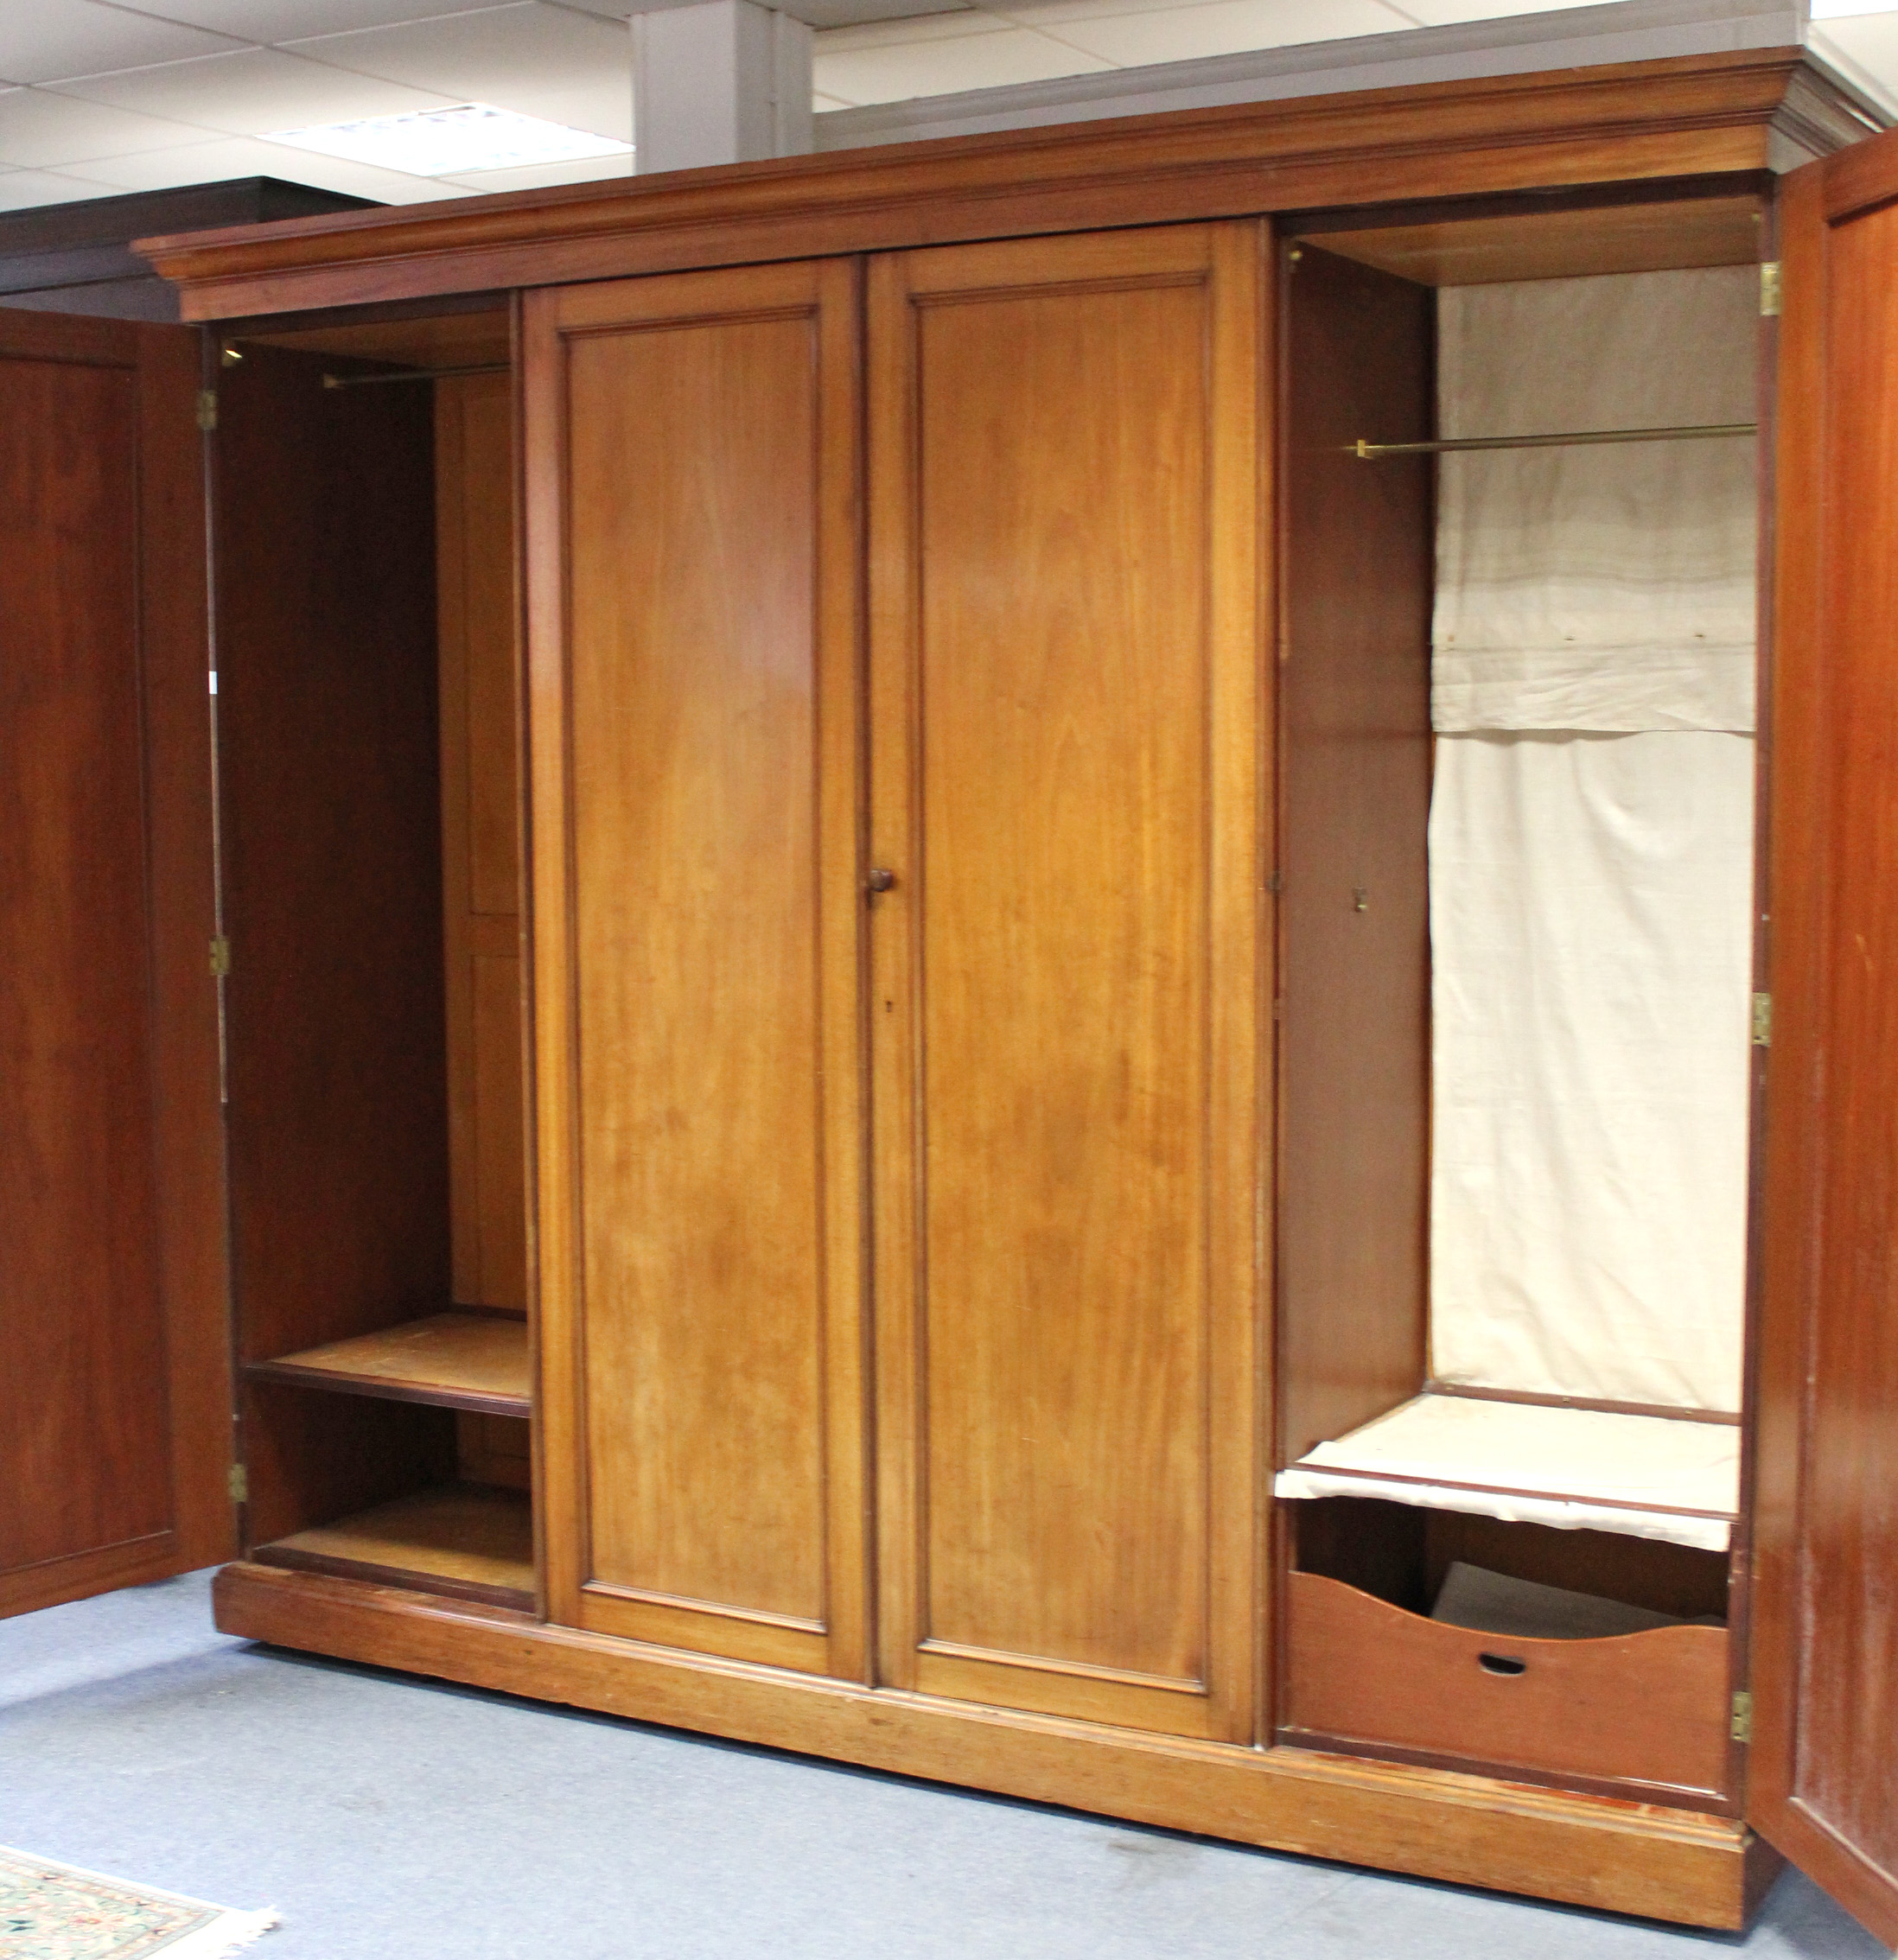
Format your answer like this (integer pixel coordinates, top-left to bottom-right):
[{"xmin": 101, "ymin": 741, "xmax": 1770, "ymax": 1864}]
[
  {"xmin": 252, "ymin": 1482, "xmax": 532, "ymax": 1609},
  {"xmin": 1307, "ymin": 191, "xmax": 1765, "ymax": 287},
  {"xmin": 868, "ymin": 223, "xmax": 1266, "ymax": 1740},
  {"xmin": 247, "ymin": 1311, "xmax": 529, "ymax": 1416},
  {"xmin": 0, "ymin": 313, "xmax": 230, "ymax": 1618},
  {"xmin": 436, "ymin": 367, "xmax": 527, "ymax": 1313},
  {"xmin": 213, "ymin": 1560, "xmax": 1764, "ymax": 1931},
  {"xmin": 1749, "ymin": 135, "xmax": 1898, "ymax": 1950},
  {"xmin": 1281, "ymin": 1571, "xmax": 1731, "ymax": 1802},
  {"xmin": 216, "ymin": 341, "xmax": 454, "ymax": 1543},
  {"xmin": 1276, "ymin": 242, "xmax": 1433, "ymax": 1470},
  {"xmin": 131, "ymin": 54, "xmax": 1857, "ymax": 321},
  {"xmin": 525, "ymin": 261, "xmax": 868, "ymax": 1678}
]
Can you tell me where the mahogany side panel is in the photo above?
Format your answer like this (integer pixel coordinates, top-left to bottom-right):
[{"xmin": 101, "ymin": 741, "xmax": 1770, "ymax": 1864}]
[
  {"xmin": 0, "ymin": 311, "xmax": 230, "ymax": 1617},
  {"xmin": 1276, "ymin": 242, "xmax": 1433, "ymax": 1469},
  {"xmin": 1749, "ymin": 134, "xmax": 1898, "ymax": 1950},
  {"xmin": 216, "ymin": 341, "xmax": 451, "ymax": 1538}
]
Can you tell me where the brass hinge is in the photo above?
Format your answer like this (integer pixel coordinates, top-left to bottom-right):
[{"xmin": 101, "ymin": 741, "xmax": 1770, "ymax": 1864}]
[
  {"xmin": 1761, "ymin": 262, "xmax": 1782, "ymax": 317},
  {"xmin": 195, "ymin": 388, "xmax": 218, "ymax": 432},
  {"xmin": 227, "ymin": 1463, "xmax": 248, "ymax": 1505},
  {"xmin": 1752, "ymin": 992, "xmax": 1773, "ymax": 1047},
  {"xmin": 208, "ymin": 936, "xmax": 231, "ymax": 977},
  {"xmin": 1732, "ymin": 1690, "xmax": 1754, "ymax": 1742}
]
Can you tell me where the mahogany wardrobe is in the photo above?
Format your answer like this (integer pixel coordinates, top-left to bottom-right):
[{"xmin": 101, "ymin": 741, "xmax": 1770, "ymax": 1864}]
[{"xmin": 4, "ymin": 41, "xmax": 1895, "ymax": 1944}]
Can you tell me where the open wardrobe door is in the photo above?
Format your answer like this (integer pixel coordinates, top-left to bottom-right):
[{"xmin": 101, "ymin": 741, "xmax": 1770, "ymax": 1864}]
[
  {"xmin": 1750, "ymin": 135, "xmax": 1898, "ymax": 1949},
  {"xmin": 0, "ymin": 312, "xmax": 232, "ymax": 1620}
]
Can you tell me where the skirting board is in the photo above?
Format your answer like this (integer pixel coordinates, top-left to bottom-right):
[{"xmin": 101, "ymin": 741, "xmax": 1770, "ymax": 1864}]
[{"xmin": 213, "ymin": 1562, "xmax": 1779, "ymax": 1930}]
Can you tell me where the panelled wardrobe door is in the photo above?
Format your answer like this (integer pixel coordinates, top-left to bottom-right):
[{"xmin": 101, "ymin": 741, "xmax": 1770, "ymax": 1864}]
[
  {"xmin": 524, "ymin": 261, "xmax": 869, "ymax": 1676},
  {"xmin": 1750, "ymin": 137, "xmax": 1898, "ymax": 1949},
  {"xmin": 867, "ymin": 223, "xmax": 1270, "ymax": 1740},
  {"xmin": 0, "ymin": 312, "xmax": 231, "ymax": 1618}
]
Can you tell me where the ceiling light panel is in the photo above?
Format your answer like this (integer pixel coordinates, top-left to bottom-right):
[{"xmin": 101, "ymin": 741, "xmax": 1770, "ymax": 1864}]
[
  {"xmin": 264, "ymin": 101, "xmax": 632, "ymax": 175},
  {"xmin": 283, "ymin": 3, "xmax": 634, "ymax": 143}
]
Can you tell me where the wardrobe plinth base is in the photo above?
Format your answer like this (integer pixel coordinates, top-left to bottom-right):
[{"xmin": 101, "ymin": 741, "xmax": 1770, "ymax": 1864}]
[{"xmin": 214, "ymin": 1559, "xmax": 1763, "ymax": 1931}]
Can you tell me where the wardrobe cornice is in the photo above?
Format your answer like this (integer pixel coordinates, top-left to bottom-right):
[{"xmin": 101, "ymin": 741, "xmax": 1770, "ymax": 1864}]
[{"xmin": 134, "ymin": 47, "xmax": 1859, "ymax": 324}]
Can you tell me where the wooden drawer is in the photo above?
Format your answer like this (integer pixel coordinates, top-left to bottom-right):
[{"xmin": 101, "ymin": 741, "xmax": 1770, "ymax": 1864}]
[{"xmin": 1281, "ymin": 1570, "xmax": 1731, "ymax": 1801}]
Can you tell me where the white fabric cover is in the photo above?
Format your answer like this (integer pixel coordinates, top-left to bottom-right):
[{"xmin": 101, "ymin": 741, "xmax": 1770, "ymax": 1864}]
[
  {"xmin": 1433, "ymin": 266, "xmax": 1759, "ymax": 735},
  {"xmin": 1428, "ymin": 731, "xmax": 1756, "ymax": 1411},
  {"xmin": 1274, "ymin": 1393, "xmax": 1740, "ymax": 1552},
  {"xmin": 1426, "ymin": 268, "xmax": 1758, "ymax": 1416}
]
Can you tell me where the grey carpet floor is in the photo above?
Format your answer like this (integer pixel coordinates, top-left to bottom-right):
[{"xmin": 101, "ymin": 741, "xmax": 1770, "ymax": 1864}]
[{"xmin": 0, "ymin": 1569, "xmax": 1883, "ymax": 1960}]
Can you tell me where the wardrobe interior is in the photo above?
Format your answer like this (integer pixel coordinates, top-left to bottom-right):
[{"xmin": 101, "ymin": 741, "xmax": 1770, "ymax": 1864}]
[
  {"xmin": 1275, "ymin": 182, "xmax": 1769, "ymax": 1809},
  {"xmin": 213, "ymin": 299, "xmax": 534, "ymax": 1612}
]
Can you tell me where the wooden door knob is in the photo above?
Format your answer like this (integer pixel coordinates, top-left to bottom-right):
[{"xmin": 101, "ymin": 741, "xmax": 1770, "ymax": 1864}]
[{"xmin": 865, "ymin": 867, "xmax": 897, "ymax": 894}]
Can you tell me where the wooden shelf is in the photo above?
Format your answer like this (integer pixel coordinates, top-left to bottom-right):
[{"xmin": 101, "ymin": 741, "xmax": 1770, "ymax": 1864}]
[
  {"xmin": 252, "ymin": 1483, "xmax": 532, "ymax": 1611},
  {"xmin": 245, "ymin": 1311, "xmax": 529, "ymax": 1417}
]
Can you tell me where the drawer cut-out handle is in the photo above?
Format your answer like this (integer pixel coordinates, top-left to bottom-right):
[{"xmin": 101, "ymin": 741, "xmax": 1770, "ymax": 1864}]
[{"xmin": 1478, "ymin": 1653, "xmax": 1527, "ymax": 1677}]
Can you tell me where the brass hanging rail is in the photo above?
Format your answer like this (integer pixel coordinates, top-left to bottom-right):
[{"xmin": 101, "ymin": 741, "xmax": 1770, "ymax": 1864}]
[
  {"xmin": 1349, "ymin": 421, "xmax": 1757, "ymax": 460},
  {"xmin": 322, "ymin": 363, "xmax": 511, "ymax": 390}
]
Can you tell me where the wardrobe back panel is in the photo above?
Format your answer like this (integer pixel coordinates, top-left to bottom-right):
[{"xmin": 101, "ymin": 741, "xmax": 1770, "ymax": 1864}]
[
  {"xmin": 218, "ymin": 344, "xmax": 449, "ymax": 1523},
  {"xmin": 436, "ymin": 369, "xmax": 525, "ymax": 1312},
  {"xmin": 1277, "ymin": 244, "xmax": 1434, "ymax": 1467}
]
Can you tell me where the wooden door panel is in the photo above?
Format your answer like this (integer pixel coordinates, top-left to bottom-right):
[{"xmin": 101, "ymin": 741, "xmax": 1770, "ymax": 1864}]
[
  {"xmin": 1752, "ymin": 140, "xmax": 1898, "ymax": 1948},
  {"xmin": 869, "ymin": 225, "xmax": 1267, "ymax": 1739},
  {"xmin": 526, "ymin": 261, "xmax": 867, "ymax": 1677},
  {"xmin": 0, "ymin": 313, "xmax": 229, "ymax": 1618}
]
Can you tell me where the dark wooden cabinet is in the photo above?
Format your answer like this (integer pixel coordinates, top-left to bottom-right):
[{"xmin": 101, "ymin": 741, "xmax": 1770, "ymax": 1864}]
[
  {"xmin": 0, "ymin": 312, "xmax": 229, "ymax": 1616},
  {"xmin": 6, "ymin": 40, "xmax": 1895, "ymax": 1950}
]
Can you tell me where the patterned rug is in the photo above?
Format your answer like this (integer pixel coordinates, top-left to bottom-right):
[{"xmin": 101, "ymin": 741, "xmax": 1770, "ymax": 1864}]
[{"xmin": 0, "ymin": 1847, "xmax": 277, "ymax": 1958}]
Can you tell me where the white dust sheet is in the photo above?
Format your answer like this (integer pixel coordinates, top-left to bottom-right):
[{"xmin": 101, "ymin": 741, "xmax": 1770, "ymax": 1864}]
[
  {"xmin": 1273, "ymin": 1393, "xmax": 1741, "ymax": 1552},
  {"xmin": 1428, "ymin": 266, "xmax": 1758, "ymax": 1417}
]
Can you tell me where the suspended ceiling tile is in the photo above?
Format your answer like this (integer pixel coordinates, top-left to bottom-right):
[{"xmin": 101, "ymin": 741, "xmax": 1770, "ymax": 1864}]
[
  {"xmin": 44, "ymin": 46, "xmax": 462, "ymax": 133},
  {"xmin": 283, "ymin": 3, "xmax": 634, "ymax": 141},
  {"xmin": 51, "ymin": 130, "xmax": 465, "ymax": 200},
  {"xmin": 120, "ymin": 0, "xmax": 525, "ymax": 35},
  {"xmin": 1391, "ymin": 0, "xmax": 1609, "ymax": 20},
  {"xmin": 0, "ymin": 164, "xmax": 120, "ymax": 207},
  {"xmin": 1810, "ymin": 17, "xmax": 1898, "ymax": 116},
  {"xmin": 813, "ymin": 24, "xmax": 1114, "ymax": 101},
  {"xmin": 0, "ymin": 90, "xmax": 226, "ymax": 166},
  {"xmin": 1010, "ymin": 0, "xmax": 1407, "ymax": 51},
  {"xmin": 0, "ymin": 0, "xmax": 244, "ymax": 86},
  {"xmin": 1047, "ymin": 0, "xmax": 1409, "ymax": 61},
  {"xmin": 814, "ymin": 10, "xmax": 1010, "ymax": 49},
  {"xmin": 436, "ymin": 151, "xmax": 639, "ymax": 190},
  {"xmin": 782, "ymin": 0, "xmax": 977, "ymax": 23}
]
